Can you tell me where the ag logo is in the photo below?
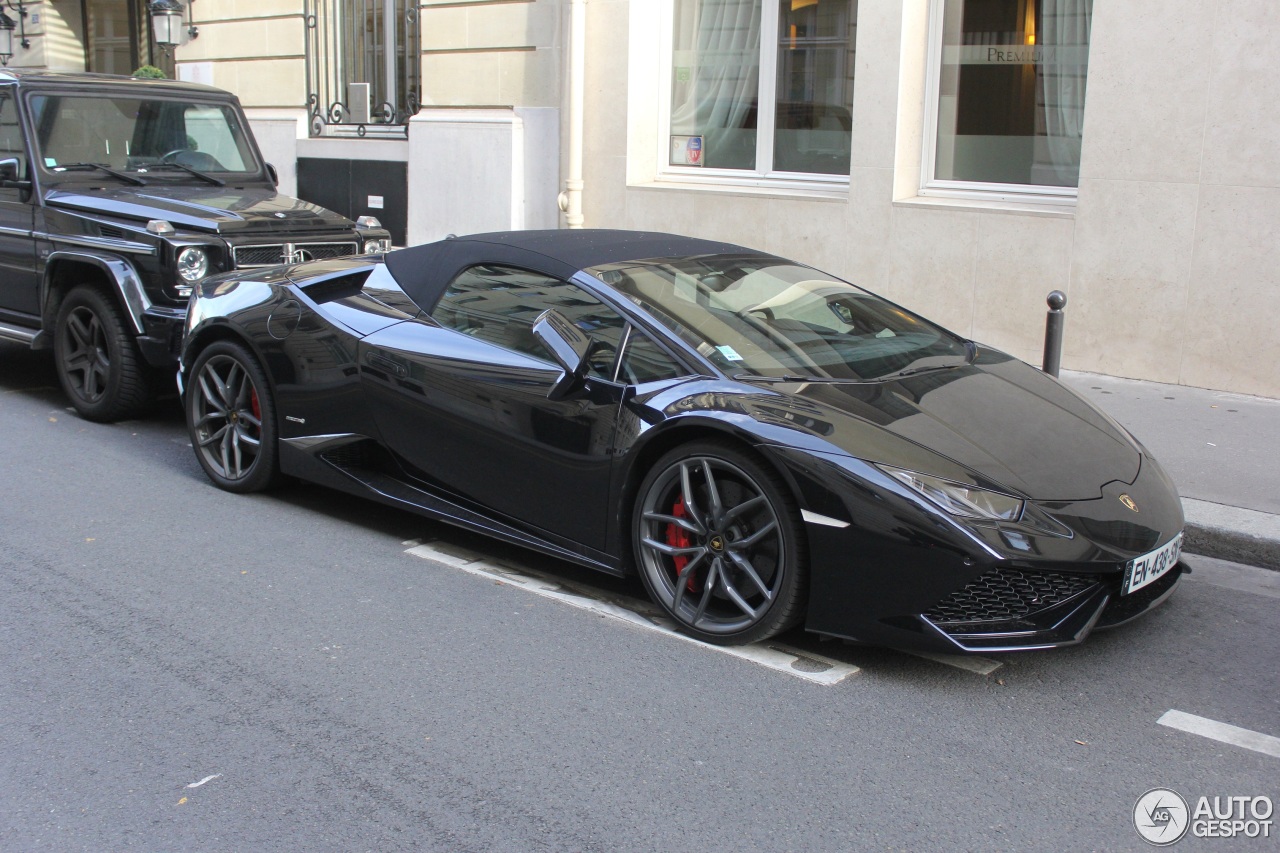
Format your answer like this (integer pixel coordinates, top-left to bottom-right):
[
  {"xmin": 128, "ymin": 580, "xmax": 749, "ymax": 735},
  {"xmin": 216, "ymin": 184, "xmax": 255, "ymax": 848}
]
[
  {"xmin": 1119, "ymin": 494, "xmax": 1140, "ymax": 512},
  {"xmin": 1134, "ymin": 788, "xmax": 1189, "ymax": 845}
]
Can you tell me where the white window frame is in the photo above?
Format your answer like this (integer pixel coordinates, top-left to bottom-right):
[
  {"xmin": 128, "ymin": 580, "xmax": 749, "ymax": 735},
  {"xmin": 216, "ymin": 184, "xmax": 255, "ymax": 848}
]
[
  {"xmin": 656, "ymin": 0, "xmax": 852, "ymax": 192},
  {"xmin": 918, "ymin": 0, "xmax": 1079, "ymax": 206}
]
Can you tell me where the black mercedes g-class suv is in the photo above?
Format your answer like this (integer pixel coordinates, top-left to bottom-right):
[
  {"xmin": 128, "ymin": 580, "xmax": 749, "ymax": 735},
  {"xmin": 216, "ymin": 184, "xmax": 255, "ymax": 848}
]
[{"xmin": 0, "ymin": 70, "xmax": 391, "ymax": 421}]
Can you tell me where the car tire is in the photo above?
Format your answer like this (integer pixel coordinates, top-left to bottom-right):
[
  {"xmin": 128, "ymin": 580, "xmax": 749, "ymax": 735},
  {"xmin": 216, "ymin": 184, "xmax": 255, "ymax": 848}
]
[
  {"xmin": 186, "ymin": 339, "xmax": 281, "ymax": 493},
  {"xmin": 633, "ymin": 440, "xmax": 807, "ymax": 645},
  {"xmin": 54, "ymin": 285, "xmax": 153, "ymax": 422}
]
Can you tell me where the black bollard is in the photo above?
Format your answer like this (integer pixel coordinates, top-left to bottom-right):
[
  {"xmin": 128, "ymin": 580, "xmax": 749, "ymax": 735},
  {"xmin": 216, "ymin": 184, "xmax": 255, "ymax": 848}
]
[{"xmin": 1042, "ymin": 290, "xmax": 1067, "ymax": 377}]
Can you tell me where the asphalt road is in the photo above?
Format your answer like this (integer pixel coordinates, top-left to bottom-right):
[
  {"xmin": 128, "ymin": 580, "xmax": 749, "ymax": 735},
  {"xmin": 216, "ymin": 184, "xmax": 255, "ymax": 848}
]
[{"xmin": 2, "ymin": 341, "xmax": 1277, "ymax": 852}]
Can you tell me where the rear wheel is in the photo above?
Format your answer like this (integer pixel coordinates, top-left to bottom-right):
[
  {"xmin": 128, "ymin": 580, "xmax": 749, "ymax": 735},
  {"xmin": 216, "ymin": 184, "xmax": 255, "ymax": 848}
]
[
  {"xmin": 186, "ymin": 340, "xmax": 280, "ymax": 493},
  {"xmin": 633, "ymin": 440, "xmax": 807, "ymax": 645},
  {"xmin": 54, "ymin": 285, "xmax": 153, "ymax": 422}
]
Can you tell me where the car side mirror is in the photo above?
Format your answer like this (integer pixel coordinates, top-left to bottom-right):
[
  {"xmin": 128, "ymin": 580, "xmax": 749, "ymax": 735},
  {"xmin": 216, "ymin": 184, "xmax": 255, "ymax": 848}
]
[
  {"xmin": 265, "ymin": 162, "xmax": 279, "ymax": 187},
  {"xmin": 533, "ymin": 308, "xmax": 591, "ymax": 400},
  {"xmin": 0, "ymin": 157, "xmax": 31, "ymax": 191}
]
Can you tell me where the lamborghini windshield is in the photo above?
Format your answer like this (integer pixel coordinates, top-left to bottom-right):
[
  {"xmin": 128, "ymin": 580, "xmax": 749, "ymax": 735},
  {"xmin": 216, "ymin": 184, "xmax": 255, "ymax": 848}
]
[
  {"xmin": 590, "ymin": 255, "xmax": 971, "ymax": 381},
  {"xmin": 29, "ymin": 94, "xmax": 258, "ymax": 175}
]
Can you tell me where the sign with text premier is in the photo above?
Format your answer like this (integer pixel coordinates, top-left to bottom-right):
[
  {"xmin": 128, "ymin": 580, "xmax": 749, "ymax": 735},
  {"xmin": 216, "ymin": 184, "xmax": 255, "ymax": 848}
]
[
  {"xmin": 943, "ymin": 45, "xmax": 1090, "ymax": 67},
  {"xmin": 671, "ymin": 136, "xmax": 704, "ymax": 166}
]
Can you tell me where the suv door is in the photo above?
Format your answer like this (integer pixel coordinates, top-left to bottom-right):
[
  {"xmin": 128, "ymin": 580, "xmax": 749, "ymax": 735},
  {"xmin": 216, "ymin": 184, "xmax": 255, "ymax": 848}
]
[{"xmin": 0, "ymin": 86, "xmax": 37, "ymax": 320}]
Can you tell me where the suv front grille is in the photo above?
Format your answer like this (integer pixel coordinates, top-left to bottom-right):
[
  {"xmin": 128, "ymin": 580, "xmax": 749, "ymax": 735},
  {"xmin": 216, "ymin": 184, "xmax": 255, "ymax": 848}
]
[
  {"xmin": 232, "ymin": 241, "xmax": 359, "ymax": 268},
  {"xmin": 924, "ymin": 569, "xmax": 1098, "ymax": 625}
]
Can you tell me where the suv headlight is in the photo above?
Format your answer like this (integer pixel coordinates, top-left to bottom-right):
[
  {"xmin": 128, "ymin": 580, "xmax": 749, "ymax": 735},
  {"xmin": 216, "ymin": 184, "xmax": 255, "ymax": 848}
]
[
  {"xmin": 363, "ymin": 238, "xmax": 391, "ymax": 253},
  {"xmin": 177, "ymin": 246, "xmax": 210, "ymax": 282},
  {"xmin": 877, "ymin": 465, "xmax": 1024, "ymax": 521}
]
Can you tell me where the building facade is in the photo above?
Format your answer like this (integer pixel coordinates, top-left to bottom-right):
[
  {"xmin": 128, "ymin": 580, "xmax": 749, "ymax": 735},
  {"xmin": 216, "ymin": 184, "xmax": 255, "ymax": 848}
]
[{"xmin": 12, "ymin": 0, "xmax": 1279, "ymax": 398}]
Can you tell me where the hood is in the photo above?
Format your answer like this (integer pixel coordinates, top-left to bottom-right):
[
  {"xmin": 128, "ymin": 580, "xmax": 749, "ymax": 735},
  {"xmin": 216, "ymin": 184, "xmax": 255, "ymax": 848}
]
[
  {"xmin": 762, "ymin": 352, "xmax": 1140, "ymax": 501},
  {"xmin": 44, "ymin": 185, "xmax": 355, "ymax": 235}
]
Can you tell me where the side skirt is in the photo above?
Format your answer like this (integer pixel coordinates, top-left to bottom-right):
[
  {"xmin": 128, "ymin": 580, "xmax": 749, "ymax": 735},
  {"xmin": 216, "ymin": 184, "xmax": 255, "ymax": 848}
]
[{"xmin": 280, "ymin": 434, "xmax": 624, "ymax": 577}]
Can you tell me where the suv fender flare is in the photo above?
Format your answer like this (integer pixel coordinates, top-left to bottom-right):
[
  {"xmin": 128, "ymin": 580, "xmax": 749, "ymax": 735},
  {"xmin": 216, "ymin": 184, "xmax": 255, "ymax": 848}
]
[{"xmin": 43, "ymin": 250, "xmax": 152, "ymax": 335}]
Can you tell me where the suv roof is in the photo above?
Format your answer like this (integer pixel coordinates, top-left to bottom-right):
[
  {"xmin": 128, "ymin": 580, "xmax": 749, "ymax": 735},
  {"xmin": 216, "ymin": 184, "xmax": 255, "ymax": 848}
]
[{"xmin": 0, "ymin": 68, "xmax": 227, "ymax": 97}]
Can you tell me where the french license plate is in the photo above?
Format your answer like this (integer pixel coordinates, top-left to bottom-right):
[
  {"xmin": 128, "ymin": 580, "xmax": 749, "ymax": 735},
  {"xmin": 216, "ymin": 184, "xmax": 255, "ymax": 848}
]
[{"xmin": 1123, "ymin": 532, "xmax": 1183, "ymax": 595}]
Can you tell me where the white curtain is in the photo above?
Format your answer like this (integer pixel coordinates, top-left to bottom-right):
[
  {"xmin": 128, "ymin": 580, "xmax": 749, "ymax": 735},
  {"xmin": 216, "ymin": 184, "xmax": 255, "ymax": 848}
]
[
  {"xmin": 670, "ymin": 0, "xmax": 762, "ymax": 168},
  {"xmin": 1038, "ymin": 0, "xmax": 1093, "ymax": 185}
]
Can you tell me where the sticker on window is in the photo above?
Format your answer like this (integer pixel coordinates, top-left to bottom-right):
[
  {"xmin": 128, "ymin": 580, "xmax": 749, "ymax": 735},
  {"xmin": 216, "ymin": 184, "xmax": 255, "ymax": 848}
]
[
  {"xmin": 715, "ymin": 345, "xmax": 744, "ymax": 362},
  {"xmin": 44, "ymin": 157, "xmax": 57, "ymax": 167},
  {"xmin": 670, "ymin": 135, "xmax": 704, "ymax": 167}
]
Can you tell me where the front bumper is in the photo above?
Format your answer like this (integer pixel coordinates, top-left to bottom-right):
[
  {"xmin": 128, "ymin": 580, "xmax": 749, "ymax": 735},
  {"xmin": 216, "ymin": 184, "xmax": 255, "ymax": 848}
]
[
  {"xmin": 768, "ymin": 445, "xmax": 1186, "ymax": 653},
  {"xmin": 918, "ymin": 561, "xmax": 1183, "ymax": 652},
  {"xmin": 137, "ymin": 305, "xmax": 187, "ymax": 369}
]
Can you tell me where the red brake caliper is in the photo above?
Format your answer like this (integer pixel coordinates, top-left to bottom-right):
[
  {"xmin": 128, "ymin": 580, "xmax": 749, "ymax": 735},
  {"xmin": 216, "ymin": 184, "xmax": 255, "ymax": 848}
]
[
  {"xmin": 250, "ymin": 388, "xmax": 261, "ymax": 429},
  {"xmin": 665, "ymin": 501, "xmax": 698, "ymax": 592}
]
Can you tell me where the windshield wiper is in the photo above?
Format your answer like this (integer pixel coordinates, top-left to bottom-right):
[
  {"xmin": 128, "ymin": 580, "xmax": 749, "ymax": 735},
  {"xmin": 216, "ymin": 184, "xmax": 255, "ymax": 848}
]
[
  {"xmin": 876, "ymin": 343, "xmax": 976, "ymax": 382},
  {"xmin": 733, "ymin": 373, "xmax": 860, "ymax": 385},
  {"xmin": 51, "ymin": 163, "xmax": 146, "ymax": 186},
  {"xmin": 143, "ymin": 162, "xmax": 225, "ymax": 187},
  {"xmin": 877, "ymin": 363, "xmax": 961, "ymax": 381}
]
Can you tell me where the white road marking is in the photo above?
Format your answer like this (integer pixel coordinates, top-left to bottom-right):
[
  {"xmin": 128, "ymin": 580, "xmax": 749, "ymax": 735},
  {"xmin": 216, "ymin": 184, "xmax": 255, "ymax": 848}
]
[
  {"xmin": 900, "ymin": 649, "xmax": 1003, "ymax": 675},
  {"xmin": 1158, "ymin": 710, "xmax": 1280, "ymax": 759},
  {"xmin": 185, "ymin": 774, "xmax": 222, "ymax": 789},
  {"xmin": 405, "ymin": 542, "xmax": 858, "ymax": 686}
]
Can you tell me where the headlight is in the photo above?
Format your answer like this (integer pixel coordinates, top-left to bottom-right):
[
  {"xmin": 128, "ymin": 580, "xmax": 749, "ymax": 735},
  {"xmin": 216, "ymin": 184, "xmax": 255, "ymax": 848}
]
[
  {"xmin": 363, "ymin": 238, "xmax": 391, "ymax": 253},
  {"xmin": 877, "ymin": 465, "xmax": 1024, "ymax": 521},
  {"xmin": 177, "ymin": 247, "xmax": 210, "ymax": 282}
]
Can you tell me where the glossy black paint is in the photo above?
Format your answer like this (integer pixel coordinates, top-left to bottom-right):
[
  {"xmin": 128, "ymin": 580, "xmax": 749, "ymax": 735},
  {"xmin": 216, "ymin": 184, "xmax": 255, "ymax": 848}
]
[
  {"xmin": 0, "ymin": 70, "xmax": 389, "ymax": 374},
  {"xmin": 45, "ymin": 186, "xmax": 354, "ymax": 236},
  {"xmin": 181, "ymin": 230, "xmax": 1186, "ymax": 652}
]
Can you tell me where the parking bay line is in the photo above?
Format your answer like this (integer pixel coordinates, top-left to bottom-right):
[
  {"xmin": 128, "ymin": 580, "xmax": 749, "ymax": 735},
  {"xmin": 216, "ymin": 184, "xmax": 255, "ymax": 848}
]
[
  {"xmin": 404, "ymin": 541, "xmax": 859, "ymax": 686},
  {"xmin": 899, "ymin": 649, "xmax": 1002, "ymax": 676},
  {"xmin": 1157, "ymin": 710, "xmax": 1280, "ymax": 759}
]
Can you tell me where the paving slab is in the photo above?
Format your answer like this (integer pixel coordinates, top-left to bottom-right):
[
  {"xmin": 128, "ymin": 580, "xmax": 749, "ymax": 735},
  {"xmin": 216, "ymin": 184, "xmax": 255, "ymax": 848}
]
[{"xmin": 1060, "ymin": 371, "xmax": 1280, "ymax": 570}]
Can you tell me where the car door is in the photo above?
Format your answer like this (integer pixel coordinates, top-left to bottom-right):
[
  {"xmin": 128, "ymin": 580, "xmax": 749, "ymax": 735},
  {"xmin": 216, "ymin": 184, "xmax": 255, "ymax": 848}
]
[
  {"xmin": 358, "ymin": 264, "xmax": 631, "ymax": 553},
  {"xmin": 0, "ymin": 87, "xmax": 38, "ymax": 320}
]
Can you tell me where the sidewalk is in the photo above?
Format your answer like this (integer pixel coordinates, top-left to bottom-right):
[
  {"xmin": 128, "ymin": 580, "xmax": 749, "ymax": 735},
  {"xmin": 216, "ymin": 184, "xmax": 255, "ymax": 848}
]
[{"xmin": 1060, "ymin": 371, "xmax": 1280, "ymax": 571}]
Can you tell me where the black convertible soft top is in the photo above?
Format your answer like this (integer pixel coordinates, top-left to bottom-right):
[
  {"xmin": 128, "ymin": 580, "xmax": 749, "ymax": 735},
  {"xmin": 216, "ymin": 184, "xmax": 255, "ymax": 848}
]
[{"xmin": 383, "ymin": 229, "xmax": 755, "ymax": 312}]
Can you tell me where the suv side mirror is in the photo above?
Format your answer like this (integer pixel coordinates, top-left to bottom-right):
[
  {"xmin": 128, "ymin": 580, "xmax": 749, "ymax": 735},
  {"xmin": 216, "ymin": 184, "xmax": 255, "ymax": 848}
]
[
  {"xmin": 0, "ymin": 157, "xmax": 30, "ymax": 191},
  {"xmin": 533, "ymin": 308, "xmax": 592, "ymax": 400},
  {"xmin": 265, "ymin": 163, "xmax": 279, "ymax": 186}
]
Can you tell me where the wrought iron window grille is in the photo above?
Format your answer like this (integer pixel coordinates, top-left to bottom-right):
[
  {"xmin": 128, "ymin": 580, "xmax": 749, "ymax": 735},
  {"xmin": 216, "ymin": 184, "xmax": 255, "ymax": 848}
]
[{"xmin": 303, "ymin": 0, "xmax": 421, "ymax": 138}]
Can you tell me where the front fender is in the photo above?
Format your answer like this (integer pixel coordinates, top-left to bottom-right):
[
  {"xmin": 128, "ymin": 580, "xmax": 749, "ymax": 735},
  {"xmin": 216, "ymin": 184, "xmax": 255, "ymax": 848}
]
[{"xmin": 45, "ymin": 250, "xmax": 151, "ymax": 335}]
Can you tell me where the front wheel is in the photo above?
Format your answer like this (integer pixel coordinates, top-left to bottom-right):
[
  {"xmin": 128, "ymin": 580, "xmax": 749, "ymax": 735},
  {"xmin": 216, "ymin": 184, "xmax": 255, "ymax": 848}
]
[
  {"xmin": 54, "ymin": 285, "xmax": 153, "ymax": 422},
  {"xmin": 633, "ymin": 441, "xmax": 807, "ymax": 645},
  {"xmin": 186, "ymin": 340, "xmax": 280, "ymax": 493}
]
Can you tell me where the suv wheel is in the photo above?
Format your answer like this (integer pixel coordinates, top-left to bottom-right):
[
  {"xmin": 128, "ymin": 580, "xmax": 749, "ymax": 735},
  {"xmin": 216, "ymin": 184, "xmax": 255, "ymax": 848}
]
[{"xmin": 54, "ymin": 285, "xmax": 152, "ymax": 422}]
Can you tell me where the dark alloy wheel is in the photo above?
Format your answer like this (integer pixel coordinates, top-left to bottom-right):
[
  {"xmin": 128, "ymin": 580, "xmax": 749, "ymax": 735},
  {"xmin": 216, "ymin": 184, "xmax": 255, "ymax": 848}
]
[
  {"xmin": 187, "ymin": 340, "xmax": 280, "ymax": 493},
  {"xmin": 634, "ymin": 441, "xmax": 807, "ymax": 645},
  {"xmin": 54, "ymin": 285, "xmax": 152, "ymax": 422}
]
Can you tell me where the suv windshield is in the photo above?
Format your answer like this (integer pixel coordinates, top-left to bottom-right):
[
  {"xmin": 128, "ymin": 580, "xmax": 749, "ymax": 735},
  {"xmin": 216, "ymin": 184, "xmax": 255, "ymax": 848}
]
[
  {"xmin": 590, "ymin": 255, "xmax": 970, "ymax": 381},
  {"xmin": 29, "ymin": 95, "xmax": 258, "ymax": 175}
]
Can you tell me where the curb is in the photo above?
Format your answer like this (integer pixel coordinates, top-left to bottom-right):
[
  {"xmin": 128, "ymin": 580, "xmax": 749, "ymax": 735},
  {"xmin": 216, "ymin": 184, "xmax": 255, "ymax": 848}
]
[{"xmin": 1183, "ymin": 499, "xmax": 1280, "ymax": 572}]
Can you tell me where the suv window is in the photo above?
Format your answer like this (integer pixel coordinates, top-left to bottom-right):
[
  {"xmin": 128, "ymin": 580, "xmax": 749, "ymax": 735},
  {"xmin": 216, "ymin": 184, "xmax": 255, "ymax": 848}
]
[
  {"xmin": 29, "ymin": 95, "xmax": 256, "ymax": 173},
  {"xmin": 431, "ymin": 265, "xmax": 628, "ymax": 380},
  {"xmin": 0, "ymin": 94, "xmax": 26, "ymax": 182}
]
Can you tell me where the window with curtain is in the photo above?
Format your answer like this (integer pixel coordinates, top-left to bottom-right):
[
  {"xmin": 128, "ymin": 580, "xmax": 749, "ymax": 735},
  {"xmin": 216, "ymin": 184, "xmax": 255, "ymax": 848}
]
[
  {"xmin": 667, "ymin": 0, "xmax": 857, "ymax": 178},
  {"xmin": 927, "ymin": 0, "xmax": 1093, "ymax": 195}
]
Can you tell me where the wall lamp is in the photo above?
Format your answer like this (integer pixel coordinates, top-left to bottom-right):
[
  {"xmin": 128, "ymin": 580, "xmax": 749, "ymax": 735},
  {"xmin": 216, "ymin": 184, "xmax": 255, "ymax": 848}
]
[
  {"xmin": 149, "ymin": 0, "xmax": 198, "ymax": 49},
  {"xmin": 0, "ymin": 1, "xmax": 31, "ymax": 67}
]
